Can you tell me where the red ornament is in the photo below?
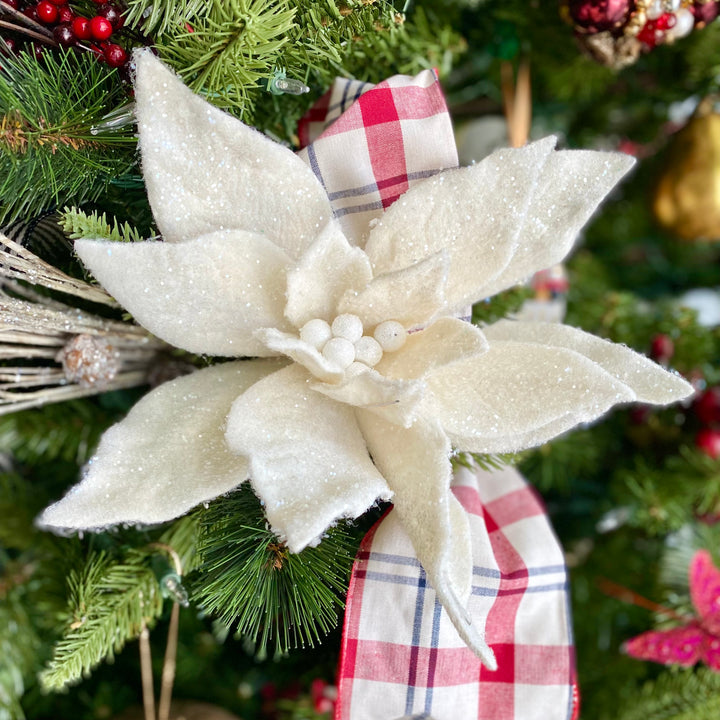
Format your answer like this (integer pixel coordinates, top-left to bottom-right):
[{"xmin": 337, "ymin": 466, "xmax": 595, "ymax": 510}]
[
  {"xmin": 89, "ymin": 15, "xmax": 113, "ymax": 40},
  {"xmin": 693, "ymin": 1, "xmax": 720, "ymax": 25},
  {"xmin": 650, "ymin": 333, "xmax": 674, "ymax": 363},
  {"xmin": 568, "ymin": 0, "xmax": 633, "ymax": 33},
  {"xmin": 654, "ymin": 12, "xmax": 677, "ymax": 31},
  {"xmin": 103, "ymin": 43, "xmax": 127, "ymax": 68},
  {"xmin": 637, "ymin": 19, "xmax": 660, "ymax": 47},
  {"xmin": 695, "ymin": 387, "xmax": 720, "ymax": 425},
  {"xmin": 72, "ymin": 16, "xmax": 92, "ymax": 40},
  {"xmin": 36, "ymin": 1, "xmax": 59, "ymax": 24},
  {"xmin": 697, "ymin": 428, "xmax": 720, "ymax": 459}
]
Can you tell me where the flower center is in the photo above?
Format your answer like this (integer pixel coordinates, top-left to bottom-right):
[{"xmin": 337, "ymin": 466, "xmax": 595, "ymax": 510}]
[{"xmin": 299, "ymin": 314, "xmax": 407, "ymax": 375}]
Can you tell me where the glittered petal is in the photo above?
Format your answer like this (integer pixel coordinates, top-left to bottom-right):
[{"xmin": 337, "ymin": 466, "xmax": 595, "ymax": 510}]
[
  {"xmin": 689, "ymin": 550, "xmax": 720, "ymax": 637},
  {"xmin": 134, "ymin": 51, "xmax": 332, "ymax": 257},
  {"xmin": 364, "ymin": 138, "xmax": 556, "ymax": 313},
  {"xmin": 337, "ymin": 251, "xmax": 448, "ymax": 329},
  {"xmin": 38, "ymin": 360, "xmax": 283, "ymax": 532},
  {"xmin": 624, "ymin": 625, "xmax": 704, "ymax": 668},
  {"xmin": 483, "ymin": 320, "xmax": 693, "ymax": 404},
  {"xmin": 225, "ymin": 365, "xmax": 391, "ymax": 552},
  {"xmin": 479, "ymin": 150, "xmax": 635, "ymax": 298},
  {"xmin": 377, "ymin": 317, "xmax": 489, "ymax": 380},
  {"xmin": 284, "ymin": 221, "xmax": 372, "ymax": 327},
  {"xmin": 426, "ymin": 340, "xmax": 638, "ymax": 454},
  {"xmin": 312, "ymin": 368, "xmax": 424, "ymax": 428},
  {"xmin": 76, "ymin": 231, "xmax": 292, "ymax": 357},
  {"xmin": 255, "ymin": 328, "xmax": 343, "ymax": 383},
  {"xmin": 357, "ymin": 411, "xmax": 496, "ymax": 669}
]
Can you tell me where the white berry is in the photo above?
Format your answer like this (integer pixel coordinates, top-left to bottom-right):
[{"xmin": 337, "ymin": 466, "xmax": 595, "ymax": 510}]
[
  {"xmin": 300, "ymin": 318, "xmax": 332, "ymax": 349},
  {"xmin": 354, "ymin": 336, "xmax": 383, "ymax": 367},
  {"xmin": 322, "ymin": 337, "xmax": 356, "ymax": 369},
  {"xmin": 346, "ymin": 361, "xmax": 371, "ymax": 378},
  {"xmin": 331, "ymin": 313, "xmax": 364, "ymax": 342},
  {"xmin": 374, "ymin": 320, "xmax": 407, "ymax": 352}
]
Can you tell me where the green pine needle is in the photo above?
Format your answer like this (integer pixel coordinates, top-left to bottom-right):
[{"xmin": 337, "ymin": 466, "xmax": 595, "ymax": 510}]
[
  {"xmin": 0, "ymin": 48, "xmax": 136, "ymax": 225},
  {"xmin": 60, "ymin": 207, "xmax": 145, "ymax": 243},
  {"xmin": 40, "ymin": 549, "xmax": 163, "ymax": 691},
  {"xmin": 191, "ymin": 487, "xmax": 356, "ymax": 656}
]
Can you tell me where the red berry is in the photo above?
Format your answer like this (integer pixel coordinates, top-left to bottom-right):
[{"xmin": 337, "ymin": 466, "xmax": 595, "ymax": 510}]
[
  {"xmin": 36, "ymin": 0, "xmax": 59, "ymax": 24},
  {"xmin": 31, "ymin": 42, "xmax": 44, "ymax": 60},
  {"xmin": 92, "ymin": 0, "xmax": 109, "ymax": 4},
  {"xmin": 89, "ymin": 15, "xmax": 112, "ymax": 40},
  {"xmin": 47, "ymin": 0, "xmax": 68, "ymax": 5},
  {"xmin": 4, "ymin": 0, "xmax": 19, "ymax": 9},
  {"xmin": 98, "ymin": 4, "xmax": 123, "ymax": 28},
  {"xmin": 695, "ymin": 387, "xmax": 720, "ymax": 425},
  {"xmin": 103, "ymin": 42, "xmax": 126, "ymax": 67},
  {"xmin": 57, "ymin": 5, "xmax": 73, "ymax": 22},
  {"xmin": 72, "ymin": 16, "xmax": 91, "ymax": 40},
  {"xmin": 22, "ymin": 6, "xmax": 39, "ymax": 21},
  {"xmin": 1, "ymin": 37, "xmax": 17, "ymax": 54},
  {"xmin": 52, "ymin": 23, "xmax": 75, "ymax": 46},
  {"xmin": 697, "ymin": 428, "xmax": 720, "ymax": 459},
  {"xmin": 650, "ymin": 333, "xmax": 674, "ymax": 363}
]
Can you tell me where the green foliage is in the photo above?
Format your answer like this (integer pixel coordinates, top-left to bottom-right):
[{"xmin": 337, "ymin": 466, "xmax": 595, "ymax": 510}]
[
  {"xmin": 60, "ymin": 207, "xmax": 145, "ymax": 243},
  {"xmin": 0, "ymin": 401, "xmax": 115, "ymax": 467},
  {"xmin": 191, "ymin": 487, "xmax": 356, "ymax": 656},
  {"xmin": 124, "ymin": 0, "xmax": 212, "ymax": 35},
  {"xmin": 0, "ymin": 48, "xmax": 136, "ymax": 225},
  {"xmin": 472, "ymin": 285, "xmax": 533, "ymax": 325},
  {"xmin": 620, "ymin": 448, "xmax": 720, "ymax": 536},
  {"xmin": 40, "ymin": 549, "xmax": 163, "ymax": 691},
  {"xmin": 617, "ymin": 668, "xmax": 720, "ymax": 720}
]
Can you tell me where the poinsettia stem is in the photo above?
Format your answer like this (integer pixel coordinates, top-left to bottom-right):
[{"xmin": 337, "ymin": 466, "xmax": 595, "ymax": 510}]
[
  {"xmin": 500, "ymin": 58, "xmax": 531, "ymax": 148},
  {"xmin": 139, "ymin": 622, "xmax": 156, "ymax": 720},
  {"xmin": 598, "ymin": 577, "xmax": 691, "ymax": 623}
]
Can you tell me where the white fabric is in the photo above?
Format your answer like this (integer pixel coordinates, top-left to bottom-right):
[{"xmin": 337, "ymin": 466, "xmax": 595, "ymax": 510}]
[
  {"xmin": 134, "ymin": 50, "xmax": 333, "ymax": 258},
  {"xmin": 75, "ymin": 231, "xmax": 291, "ymax": 357},
  {"xmin": 225, "ymin": 365, "xmax": 392, "ymax": 552},
  {"xmin": 38, "ymin": 360, "xmax": 283, "ymax": 531}
]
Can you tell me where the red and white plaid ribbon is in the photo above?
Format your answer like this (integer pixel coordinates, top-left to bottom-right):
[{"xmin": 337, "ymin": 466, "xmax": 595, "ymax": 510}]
[{"xmin": 297, "ymin": 73, "xmax": 578, "ymax": 720}]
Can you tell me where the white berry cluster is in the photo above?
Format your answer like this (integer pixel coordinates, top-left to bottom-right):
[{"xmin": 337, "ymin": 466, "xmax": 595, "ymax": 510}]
[{"xmin": 299, "ymin": 313, "xmax": 406, "ymax": 377}]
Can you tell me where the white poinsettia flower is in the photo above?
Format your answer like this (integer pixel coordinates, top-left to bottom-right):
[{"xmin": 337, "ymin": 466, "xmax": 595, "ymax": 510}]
[{"xmin": 38, "ymin": 52, "xmax": 692, "ymax": 668}]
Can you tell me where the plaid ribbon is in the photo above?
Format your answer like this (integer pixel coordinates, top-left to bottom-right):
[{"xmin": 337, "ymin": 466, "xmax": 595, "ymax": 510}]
[
  {"xmin": 297, "ymin": 75, "xmax": 577, "ymax": 720},
  {"xmin": 335, "ymin": 466, "xmax": 577, "ymax": 720},
  {"xmin": 297, "ymin": 70, "xmax": 458, "ymax": 245}
]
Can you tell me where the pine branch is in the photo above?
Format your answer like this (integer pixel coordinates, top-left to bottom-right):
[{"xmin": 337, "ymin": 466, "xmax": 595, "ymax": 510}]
[
  {"xmin": 123, "ymin": 0, "xmax": 212, "ymax": 36},
  {"xmin": 191, "ymin": 487, "xmax": 356, "ymax": 656},
  {"xmin": 60, "ymin": 207, "xmax": 145, "ymax": 243},
  {"xmin": 40, "ymin": 549, "xmax": 164, "ymax": 692},
  {"xmin": 0, "ymin": 48, "xmax": 137, "ymax": 224},
  {"xmin": 618, "ymin": 668, "xmax": 720, "ymax": 720}
]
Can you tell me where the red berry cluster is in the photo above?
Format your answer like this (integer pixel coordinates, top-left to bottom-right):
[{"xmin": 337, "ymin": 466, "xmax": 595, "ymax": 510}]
[{"xmin": 2, "ymin": 0, "xmax": 128, "ymax": 67}]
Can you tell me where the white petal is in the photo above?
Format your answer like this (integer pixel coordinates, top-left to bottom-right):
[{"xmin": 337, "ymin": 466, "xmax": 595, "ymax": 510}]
[
  {"xmin": 38, "ymin": 360, "xmax": 283, "ymax": 532},
  {"xmin": 284, "ymin": 222, "xmax": 372, "ymax": 328},
  {"xmin": 134, "ymin": 51, "xmax": 332, "ymax": 258},
  {"xmin": 364, "ymin": 138, "xmax": 557, "ymax": 312},
  {"xmin": 312, "ymin": 368, "xmax": 424, "ymax": 428},
  {"xmin": 479, "ymin": 150, "xmax": 635, "ymax": 298},
  {"xmin": 225, "ymin": 365, "xmax": 391, "ymax": 552},
  {"xmin": 376, "ymin": 317, "xmax": 489, "ymax": 380},
  {"xmin": 75, "ymin": 231, "xmax": 291, "ymax": 357},
  {"xmin": 337, "ymin": 251, "xmax": 449, "ymax": 329},
  {"xmin": 425, "ymin": 340, "xmax": 639, "ymax": 453},
  {"xmin": 356, "ymin": 412, "xmax": 496, "ymax": 668},
  {"xmin": 255, "ymin": 328, "xmax": 343, "ymax": 383},
  {"xmin": 483, "ymin": 320, "xmax": 694, "ymax": 404}
]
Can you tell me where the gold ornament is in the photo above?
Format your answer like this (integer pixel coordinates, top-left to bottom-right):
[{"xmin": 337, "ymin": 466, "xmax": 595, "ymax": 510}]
[{"xmin": 653, "ymin": 98, "xmax": 720, "ymax": 241}]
